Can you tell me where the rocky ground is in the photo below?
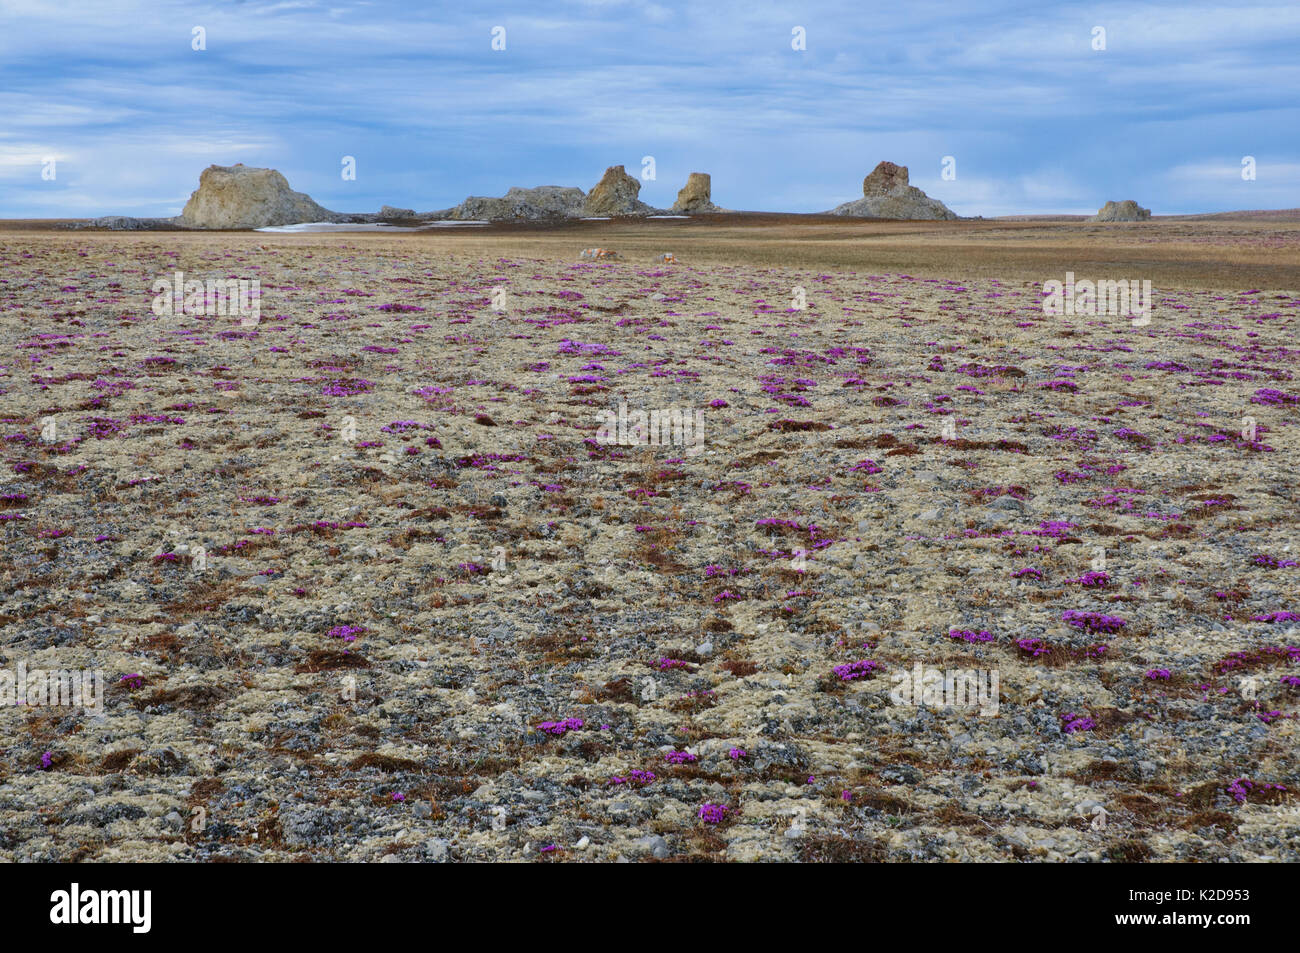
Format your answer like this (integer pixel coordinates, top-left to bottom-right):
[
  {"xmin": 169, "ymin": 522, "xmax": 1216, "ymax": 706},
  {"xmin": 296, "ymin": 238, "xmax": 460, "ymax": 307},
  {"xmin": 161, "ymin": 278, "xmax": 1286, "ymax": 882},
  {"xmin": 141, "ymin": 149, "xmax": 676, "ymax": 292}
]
[{"xmin": 0, "ymin": 226, "xmax": 1297, "ymax": 862}]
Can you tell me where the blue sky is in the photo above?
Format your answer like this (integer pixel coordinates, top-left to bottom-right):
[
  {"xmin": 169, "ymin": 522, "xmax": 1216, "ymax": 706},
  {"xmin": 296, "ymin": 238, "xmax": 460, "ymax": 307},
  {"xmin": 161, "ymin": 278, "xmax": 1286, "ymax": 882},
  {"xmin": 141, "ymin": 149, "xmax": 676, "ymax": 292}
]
[{"xmin": 1, "ymin": 0, "xmax": 1297, "ymax": 218}]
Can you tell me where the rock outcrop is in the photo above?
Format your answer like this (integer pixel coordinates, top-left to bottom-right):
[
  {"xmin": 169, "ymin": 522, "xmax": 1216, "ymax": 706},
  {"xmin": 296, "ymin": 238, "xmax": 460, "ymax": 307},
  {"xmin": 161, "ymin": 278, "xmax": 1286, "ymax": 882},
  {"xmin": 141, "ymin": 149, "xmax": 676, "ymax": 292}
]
[
  {"xmin": 862, "ymin": 160, "xmax": 909, "ymax": 196},
  {"xmin": 179, "ymin": 164, "xmax": 334, "ymax": 229},
  {"xmin": 445, "ymin": 186, "xmax": 585, "ymax": 221},
  {"xmin": 79, "ymin": 216, "xmax": 181, "ymax": 231},
  {"xmin": 671, "ymin": 172, "xmax": 719, "ymax": 213},
  {"xmin": 827, "ymin": 160, "xmax": 957, "ymax": 220},
  {"xmin": 583, "ymin": 166, "xmax": 654, "ymax": 217},
  {"xmin": 378, "ymin": 205, "xmax": 417, "ymax": 221},
  {"xmin": 1090, "ymin": 200, "xmax": 1151, "ymax": 222}
]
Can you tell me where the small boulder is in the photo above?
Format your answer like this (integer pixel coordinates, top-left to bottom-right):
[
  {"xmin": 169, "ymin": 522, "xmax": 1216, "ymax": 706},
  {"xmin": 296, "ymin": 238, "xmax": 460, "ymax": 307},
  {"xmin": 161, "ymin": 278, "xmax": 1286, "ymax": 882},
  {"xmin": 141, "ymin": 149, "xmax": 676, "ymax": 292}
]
[
  {"xmin": 671, "ymin": 172, "xmax": 718, "ymax": 213},
  {"xmin": 583, "ymin": 165, "xmax": 653, "ymax": 217},
  {"xmin": 179, "ymin": 163, "xmax": 334, "ymax": 229},
  {"xmin": 1090, "ymin": 200, "xmax": 1151, "ymax": 222}
]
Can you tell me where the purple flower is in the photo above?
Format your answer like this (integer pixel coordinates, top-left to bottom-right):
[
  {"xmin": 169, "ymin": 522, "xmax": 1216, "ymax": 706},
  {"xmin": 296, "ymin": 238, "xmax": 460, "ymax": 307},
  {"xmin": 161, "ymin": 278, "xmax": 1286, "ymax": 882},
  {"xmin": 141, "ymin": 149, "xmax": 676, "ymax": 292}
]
[
  {"xmin": 1017, "ymin": 638, "xmax": 1050, "ymax": 658},
  {"xmin": 536, "ymin": 717, "xmax": 584, "ymax": 736},
  {"xmin": 832, "ymin": 659, "xmax": 880, "ymax": 681},
  {"xmin": 1250, "ymin": 388, "xmax": 1298, "ymax": 406},
  {"xmin": 1062, "ymin": 610, "xmax": 1126, "ymax": 633},
  {"xmin": 610, "ymin": 769, "xmax": 656, "ymax": 786},
  {"xmin": 1069, "ymin": 571, "xmax": 1110, "ymax": 587},
  {"xmin": 328, "ymin": 624, "xmax": 367, "ymax": 643},
  {"xmin": 1060, "ymin": 712, "xmax": 1096, "ymax": 734},
  {"xmin": 1252, "ymin": 553, "xmax": 1299, "ymax": 568},
  {"xmin": 697, "ymin": 803, "xmax": 728, "ymax": 824},
  {"xmin": 656, "ymin": 657, "xmax": 692, "ymax": 671}
]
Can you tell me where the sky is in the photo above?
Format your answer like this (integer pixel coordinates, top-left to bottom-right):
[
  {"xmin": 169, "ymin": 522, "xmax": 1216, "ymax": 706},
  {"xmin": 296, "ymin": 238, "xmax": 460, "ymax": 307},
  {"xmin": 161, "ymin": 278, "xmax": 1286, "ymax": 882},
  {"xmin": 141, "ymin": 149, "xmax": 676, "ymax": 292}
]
[{"xmin": 0, "ymin": 0, "xmax": 1297, "ymax": 219}]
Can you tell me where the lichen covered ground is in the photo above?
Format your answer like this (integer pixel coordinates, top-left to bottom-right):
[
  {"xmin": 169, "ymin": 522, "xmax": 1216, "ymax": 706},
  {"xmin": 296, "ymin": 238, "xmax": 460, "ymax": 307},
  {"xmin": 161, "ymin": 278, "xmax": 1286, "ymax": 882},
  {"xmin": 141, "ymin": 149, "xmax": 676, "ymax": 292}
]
[{"xmin": 1, "ymin": 230, "xmax": 1297, "ymax": 862}]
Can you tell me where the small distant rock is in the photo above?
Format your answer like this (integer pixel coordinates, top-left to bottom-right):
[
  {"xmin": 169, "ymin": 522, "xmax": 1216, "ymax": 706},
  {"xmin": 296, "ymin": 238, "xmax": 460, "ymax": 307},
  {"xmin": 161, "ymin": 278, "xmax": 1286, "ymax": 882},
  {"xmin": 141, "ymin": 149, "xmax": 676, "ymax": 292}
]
[
  {"xmin": 378, "ymin": 205, "xmax": 417, "ymax": 221},
  {"xmin": 447, "ymin": 186, "xmax": 585, "ymax": 222},
  {"xmin": 579, "ymin": 248, "xmax": 621, "ymax": 260},
  {"xmin": 671, "ymin": 172, "xmax": 719, "ymax": 213},
  {"xmin": 78, "ymin": 216, "xmax": 180, "ymax": 231},
  {"xmin": 828, "ymin": 160, "xmax": 957, "ymax": 220},
  {"xmin": 1090, "ymin": 200, "xmax": 1151, "ymax": 222},
  {"xmin": 583, "ymin": 165, "xmax": 653, "ymax": 217}
]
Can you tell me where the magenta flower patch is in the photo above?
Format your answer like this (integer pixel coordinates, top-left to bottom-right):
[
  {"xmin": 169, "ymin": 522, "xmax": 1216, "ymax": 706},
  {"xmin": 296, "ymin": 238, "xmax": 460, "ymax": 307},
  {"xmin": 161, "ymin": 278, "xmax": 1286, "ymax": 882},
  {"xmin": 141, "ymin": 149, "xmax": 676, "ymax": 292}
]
[
  {"xmin": 697, "ymin": 803, "xmax": 728, "ymax": 824},
  {"xmin": 832, "ymin": 659, "xmax": 880, "ymax": 681},
  {"xmin": 536, "ymin": 718, "xmax": 583, "ymax": 736},
  {"xmin": 1060, "ymin": 712, "xmax": 1096, "ymax": 734},
  {"xmin": 327, "ymin": 624, "xmax": 367, "ymax": 643},
  {"xmin": 1061, "ymin": 610, "xmax": 1126, "ymax": 633}
]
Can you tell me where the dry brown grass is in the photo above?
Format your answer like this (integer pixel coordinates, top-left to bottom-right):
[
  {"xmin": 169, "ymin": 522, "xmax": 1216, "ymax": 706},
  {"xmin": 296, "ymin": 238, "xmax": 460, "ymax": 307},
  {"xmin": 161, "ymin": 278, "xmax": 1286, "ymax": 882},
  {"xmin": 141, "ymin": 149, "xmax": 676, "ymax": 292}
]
[{"xmin": 7, "ymin": 213, "xmax": 1300, "ymax": 289}]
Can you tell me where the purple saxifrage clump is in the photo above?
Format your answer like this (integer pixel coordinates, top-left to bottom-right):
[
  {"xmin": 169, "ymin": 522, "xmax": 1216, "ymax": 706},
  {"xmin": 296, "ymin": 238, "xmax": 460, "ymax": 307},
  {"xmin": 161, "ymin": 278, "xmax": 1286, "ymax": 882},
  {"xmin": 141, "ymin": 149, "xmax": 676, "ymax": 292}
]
[
  {"xmin": 1062, "ymin": 610, "xmax": 1127, "ymax": 633},
  {"xmin": 1060, "ymin": 712, "xmax": 1096, "ymax": 734},
  {"xmin": 328, "ymin": 624, "xmax": 367, "ymax": 643},
  {"xmin": 832, "ymin": 659, "xmax": 880, "ymax": 681},
  {"xmin": 536, "ymin": 717, "xmax": 584, "ymax": 736},
  {"xmin": 697, "ymin": 803, "xmax": 728, "ymax": 824}
]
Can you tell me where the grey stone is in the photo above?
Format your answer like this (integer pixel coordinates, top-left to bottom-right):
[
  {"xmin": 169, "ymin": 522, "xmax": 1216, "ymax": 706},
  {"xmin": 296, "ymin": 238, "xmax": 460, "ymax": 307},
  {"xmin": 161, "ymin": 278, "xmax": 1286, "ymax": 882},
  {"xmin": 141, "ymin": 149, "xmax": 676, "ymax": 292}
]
[
  {"xmin": 1090, "ymin": 200, "xmax": 1151, "ymax": 222},
  {"xmin": 828, "ymin": 162, "xmax": 957, "ymax": 220},
  {"xmin": 180, "ymin": 164, "xmax": 335, "ymax": 229},
  {"xmin": 447, "ymin": 186, "xmax": 585, "ymax": 222},
  {"xmin": 583, "ymin": 165, "xmax": 654, "ymax": 217},
  {"xmin": 637, "ymin": 834, "xmax": 669, "ymax": 859}
]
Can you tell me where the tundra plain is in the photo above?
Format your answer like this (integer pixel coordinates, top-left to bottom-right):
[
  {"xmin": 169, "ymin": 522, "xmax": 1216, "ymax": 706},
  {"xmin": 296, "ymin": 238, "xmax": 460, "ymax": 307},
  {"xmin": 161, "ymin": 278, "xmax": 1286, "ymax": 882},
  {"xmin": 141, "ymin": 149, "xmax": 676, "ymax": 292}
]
[{"xmin": 1, "ymin": 215, "xmax": 1297, "ymax": 862}]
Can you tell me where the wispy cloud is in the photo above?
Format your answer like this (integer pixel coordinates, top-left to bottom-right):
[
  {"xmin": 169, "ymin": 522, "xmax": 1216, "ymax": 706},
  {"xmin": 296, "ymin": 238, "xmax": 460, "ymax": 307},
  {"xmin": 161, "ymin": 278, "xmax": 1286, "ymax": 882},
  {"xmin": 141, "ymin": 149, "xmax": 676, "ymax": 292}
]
[{"xmin": 0, "ymin": 0, "xmax": 1296, "ymax": 216}]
